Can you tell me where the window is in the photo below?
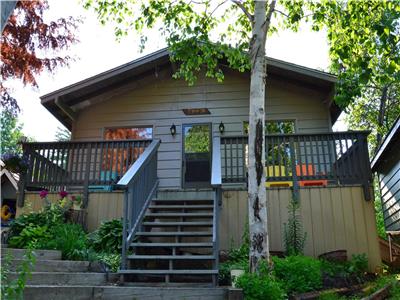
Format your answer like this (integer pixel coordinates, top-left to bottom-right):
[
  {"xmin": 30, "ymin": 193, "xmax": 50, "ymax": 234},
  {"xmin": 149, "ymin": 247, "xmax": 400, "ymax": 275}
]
[
  {"xmin": 243, "ymin": 120, "xmax": 295, "ymax": 135},
  {"xmin": 102, "ymin": 127, "xmax": 152, "ymax": 176},
  {"xmin": 104, "ymin": 127, "xmax": 153, "ymax": 140}
]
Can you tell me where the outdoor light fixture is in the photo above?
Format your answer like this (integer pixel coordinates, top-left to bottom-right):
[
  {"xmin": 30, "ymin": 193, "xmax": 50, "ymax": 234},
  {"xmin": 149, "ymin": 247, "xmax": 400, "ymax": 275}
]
[
  {"xmin": 170, "ymin": 124, "xmax": 176, "ymax": 136},
  {"xmin": 219, "ymin": 122, "xmax": 225, "ymax": 134}
]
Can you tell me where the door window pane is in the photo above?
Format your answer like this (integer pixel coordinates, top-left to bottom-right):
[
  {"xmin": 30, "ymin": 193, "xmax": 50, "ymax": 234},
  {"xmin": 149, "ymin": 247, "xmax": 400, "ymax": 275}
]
[{"xmin": 184, "ymin": 125, "xmax": 210, "ymax": 153}]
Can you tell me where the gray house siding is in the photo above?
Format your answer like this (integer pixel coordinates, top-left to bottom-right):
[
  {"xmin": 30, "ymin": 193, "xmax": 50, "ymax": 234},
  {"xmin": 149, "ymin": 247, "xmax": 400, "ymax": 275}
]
[
  {"xmin": 72, "ymin": 69, "xmax": 332, "ymax": 189},
  {"xmin": 378, "ymin": 145, "xmax": 400, "ymax": 232}
]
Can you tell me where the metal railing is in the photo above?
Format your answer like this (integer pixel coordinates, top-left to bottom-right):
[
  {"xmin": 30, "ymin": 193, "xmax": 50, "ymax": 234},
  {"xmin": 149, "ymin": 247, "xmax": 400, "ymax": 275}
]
[
  {"xmin": 116, "ymin": 139, "xmax": 160, "ymax": 270},
  {"xmin": 220, "ymin": 131, "xmax": 372, "ymax": 200},
  {"xmin": 18, "ymin": 139, "xmax": 151, "ymax": 206}
]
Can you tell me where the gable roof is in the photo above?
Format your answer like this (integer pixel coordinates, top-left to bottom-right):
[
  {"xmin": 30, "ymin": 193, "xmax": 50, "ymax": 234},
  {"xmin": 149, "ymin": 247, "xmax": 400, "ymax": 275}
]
[
  {"xmin": 40, "ymin": 48, "xmax": 339, "ymax": 130},
  {"xmin": 0, "ymin": 160, "xmax": 19, "ymax": 190},
  {"xmin": 371, "ymin": 117, "xmax": 400, "ymax": 171}
]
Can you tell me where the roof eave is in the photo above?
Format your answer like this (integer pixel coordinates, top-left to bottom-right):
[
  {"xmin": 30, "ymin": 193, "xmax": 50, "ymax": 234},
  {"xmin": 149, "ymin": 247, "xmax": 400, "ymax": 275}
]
[{"xmin": 371, "ymin": 117, "xmax": 400, "ymax": 171}]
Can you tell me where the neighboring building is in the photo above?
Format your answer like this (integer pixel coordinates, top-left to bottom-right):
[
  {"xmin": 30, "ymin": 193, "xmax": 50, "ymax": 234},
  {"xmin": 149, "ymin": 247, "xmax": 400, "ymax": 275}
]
[
  {"xmin": 1, "ymin": 160, "xmax": 19, "ymax": 223},
  {"xmin": 371, "ymin": 117, "xmax": 400, "ymax": 233},
  {"xmin": 16, "ymin": 49, "xmax": 381, "ymax": 283}
]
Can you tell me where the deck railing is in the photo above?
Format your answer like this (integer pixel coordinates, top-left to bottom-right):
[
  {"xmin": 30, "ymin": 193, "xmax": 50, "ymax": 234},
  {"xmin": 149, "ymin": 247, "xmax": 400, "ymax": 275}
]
[
  {"xmin": 116, "ymin": 139, "xmax": 160, "ymax": 270},
  {"xmin": 18, "ymin": 139, "xmax": 151, "ymax": 206},
  {"xmin": 220, "ymin": 131, "xmax": 372, "ymax": 200}
]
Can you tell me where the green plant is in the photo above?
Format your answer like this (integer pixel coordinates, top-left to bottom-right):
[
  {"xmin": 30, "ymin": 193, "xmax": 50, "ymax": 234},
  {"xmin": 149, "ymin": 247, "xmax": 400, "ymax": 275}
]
[
  {"xmin": 273, "ymin": 255, "xmax": 322, "ymax": 295},
  {"xmin": 96, "ymin": 252, "xmax": 121, "ymax": 272},
  {"xmin": 320, "ymin": 253, "xmax": 369, "ymax": 287},
  {"xmin": 8, "ymin": 204, "xmax": 64, "ymax": 239},
  {"xmin": 219, "ymin": 224, "xmax": 250, "ymax": 285},
  {"xmin": 348, "ymin": 254, "xmax": 368, "ymax": 276},
  {"xmin": 236, "ymin": 272, "xmax": 286, "ymax": 300},
  {"xmin": 89, "ymin": 219, "xmax": 123, "ymax": 253},
  {"xmin": 1, "ymin": 248, "xmax": 36, "ymax": 299},
  {"xmin": 8, "ymin": 224, "xmax": 51, "ymax": 249},
  {"xmin": 45, "ymin": 223, "xmax": 89, "ymax": 260},
  {"xmin": 283, "ymin": 197, "xmax": 307, "ymax": 255}
]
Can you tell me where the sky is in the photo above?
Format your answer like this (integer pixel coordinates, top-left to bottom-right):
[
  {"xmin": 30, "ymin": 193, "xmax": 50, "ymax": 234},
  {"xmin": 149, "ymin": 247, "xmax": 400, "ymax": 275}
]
[{"xmin": 8, "ymin": 0, "xmax": 346, "ymax": 141}]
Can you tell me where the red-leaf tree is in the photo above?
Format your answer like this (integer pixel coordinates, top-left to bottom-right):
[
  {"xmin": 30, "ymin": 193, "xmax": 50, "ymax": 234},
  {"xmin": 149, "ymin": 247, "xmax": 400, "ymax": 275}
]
[{"xmin": 1, "ymin": 0, "xmax": 80, "ymax": 115}]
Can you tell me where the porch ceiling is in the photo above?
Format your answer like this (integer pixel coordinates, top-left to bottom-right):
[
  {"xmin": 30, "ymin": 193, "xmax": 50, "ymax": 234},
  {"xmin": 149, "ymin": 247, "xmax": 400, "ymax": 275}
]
[{"xmin": 40, "ymin": 48, "xmax": 339, "ymax": 130}]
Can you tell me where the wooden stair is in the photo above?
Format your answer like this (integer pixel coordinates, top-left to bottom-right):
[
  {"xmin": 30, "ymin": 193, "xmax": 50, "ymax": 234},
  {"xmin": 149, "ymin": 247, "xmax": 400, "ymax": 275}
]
[
  {"xmin": 379, "ymin": 236, "xmax": 400, "ymax": 268},
  {"xmin": 120, "ymin": 196, "xmax": 218, "ymax": 285}
]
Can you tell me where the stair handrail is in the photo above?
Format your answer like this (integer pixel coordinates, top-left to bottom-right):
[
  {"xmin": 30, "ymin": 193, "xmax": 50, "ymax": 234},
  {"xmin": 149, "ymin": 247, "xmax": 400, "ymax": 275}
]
[
  {"xmin": 211, "ymin": 136, "xmax": 222, "ymax": 187},
  {"xmin": 211, "ymin": 137, "xmax": 222, "ymax": 282},
  {"xmin": 116, "ymin": 139, "xmax": 161, "ymax": 270}
]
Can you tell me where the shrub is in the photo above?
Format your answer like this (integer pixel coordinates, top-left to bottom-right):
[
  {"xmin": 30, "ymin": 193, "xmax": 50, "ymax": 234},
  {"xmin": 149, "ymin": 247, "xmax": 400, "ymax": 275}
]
[
  {"xmin": 219, "ymin": 226, "xmax": 250, "ymax": 285},
  {"xmin": 8, "ymin": 224, "xmax": 51, "ymax": 249},
  {"xmin": 236, "ymin": 272, "xmax": 286, "ymax": 300},
  {"xmin": 321, "ymin": 253, "xmax": 369, "ymax": 281},
  {"xmin": 8, "ymin": 205, "xmax": 64, "ymax": 239},
  {"xmin": 348, "ymin": 254, "xmax": 368, "ymax": 275},
  {"xmin": 89, "ymin": 219, "xmax": 123, "ymax": 253},
  {"xmin": 96, "ymin": 253, "xmax": 121, "ymax": 272},
  {"xmin": 45, "ymin": 223, "xmax": 89, "ymax": 260},
  {"xmin": 273, "ymin": 255, "xmax": 322, "ymax": 294}
]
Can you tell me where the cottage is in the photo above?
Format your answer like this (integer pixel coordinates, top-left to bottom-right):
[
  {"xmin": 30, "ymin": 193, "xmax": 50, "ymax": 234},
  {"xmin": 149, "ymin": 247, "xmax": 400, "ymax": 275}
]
[{"xmin": 16, "ymin": 49, "xmax": 381, "ymax": 284}]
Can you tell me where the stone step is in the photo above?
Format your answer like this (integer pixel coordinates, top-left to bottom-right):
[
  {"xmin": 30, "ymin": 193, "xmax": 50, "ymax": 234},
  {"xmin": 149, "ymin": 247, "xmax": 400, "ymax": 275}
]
[
  {"xmin": 142, "ymin": 221, "xmax": 213, "ymax": 227},
  {"xmin": 8, "ymin": 272, "xmax": 117, "ymax": 286},
  {"xmin": 23, "ymin": 285, "xmax": 229, "ymax": 300},
  {"xmin": 136, "ymin": 231, "xmax": 212, "ymax": 237},
  {"xmin": 1, "ymin": 248, "xmax": 62, "ymax": 260},
  {"xmin": 127, "ymin": 255, "xmax": 215, "ymax": 260},
  {"xmin": 131, "ymin": 242, "xmax": 213, "ymax": 248},
  {"xmin": 145, "ymin": 213, "xmax": 213, "ymax": 218},
  {"xmin": 149, "ymin": 205, "xmax": 214, "ymax": 210},
  {"xmin": 7, "ymin": 259, "xmax": 103, "ymax": 272},
  {"xmin": 119, "ymin": 269, "xmax": 219, "ymax": 275}
]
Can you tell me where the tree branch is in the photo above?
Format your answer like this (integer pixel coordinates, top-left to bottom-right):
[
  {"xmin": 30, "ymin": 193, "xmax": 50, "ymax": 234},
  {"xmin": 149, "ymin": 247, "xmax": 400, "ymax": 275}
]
[
  {"xmin": 274, "ymin": 9, "xmax": 289, "ymax": 18},
  {"xmin": 264, "ymin": 0, "xmax": 277, "ymax": 34},
  {"xmin": 231, "ymin": 0, "xmax": 253, "ymax": 23}
]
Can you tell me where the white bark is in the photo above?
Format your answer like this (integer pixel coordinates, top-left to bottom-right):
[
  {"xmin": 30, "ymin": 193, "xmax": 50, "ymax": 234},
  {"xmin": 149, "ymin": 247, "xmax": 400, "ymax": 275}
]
[{"xmin": 248, "ymin": 0, "xmax": 276, "ymax": 273}]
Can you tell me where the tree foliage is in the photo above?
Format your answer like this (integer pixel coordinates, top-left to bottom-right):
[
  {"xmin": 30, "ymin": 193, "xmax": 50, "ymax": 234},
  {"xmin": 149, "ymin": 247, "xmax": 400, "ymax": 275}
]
[
  {"xmin": 0, "ymin": 109, "xmax": 24, "ymax": 155},
  {"xmin": 300, "ymin": 0, "xmax": 400, "ymax": 152},
  {"xmin": 1, "ymin": 0, "xmax": 80, "ymax": 115}
]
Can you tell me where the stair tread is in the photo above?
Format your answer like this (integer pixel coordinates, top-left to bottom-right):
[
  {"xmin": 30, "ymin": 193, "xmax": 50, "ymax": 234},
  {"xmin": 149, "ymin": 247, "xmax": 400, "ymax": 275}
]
[
  {"xmin": 127, "ymin": 255, "xmax": 215, "ymax": 260},
  {"xmin": 146, "ymin": 213, "xmax": 213, "ymax": 217},
  {"xmin": 119, "ymin": 269, "xmax": 218, "ymax": 275},
  {"xmin": 131, "ymin": 242, "xmax": 213, "ymax": 247},
  {"xmin": 136, "ymin": 231, "xmax": 212, "ymax": 236},
  {"xmin": 153, "ymin": 199, "xmax": 213, "ymax": 202},
  {"xmin": 149, "ymin": 205, "xmax": 213, "ymax": 209},
  {"xmin": 143, "ymin": 221, "xmax": 213, "ymax": 226}
]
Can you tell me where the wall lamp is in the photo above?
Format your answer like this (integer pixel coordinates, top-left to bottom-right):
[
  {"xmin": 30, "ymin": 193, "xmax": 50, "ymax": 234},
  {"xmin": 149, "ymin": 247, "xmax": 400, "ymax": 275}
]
[
  {"xmin": 170, "ymin": 124, "xmax": 176, "ymax": 136},
  {"xmin": 219, "ymin": 122, "xmax": 225, "ymax": 134}
]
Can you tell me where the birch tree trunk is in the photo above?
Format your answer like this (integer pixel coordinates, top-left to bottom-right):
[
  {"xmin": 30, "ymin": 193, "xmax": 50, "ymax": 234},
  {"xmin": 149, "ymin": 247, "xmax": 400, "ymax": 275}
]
[{"xmin": 248, "ymin": 0, "xmax": 276, "ymax": 273}]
